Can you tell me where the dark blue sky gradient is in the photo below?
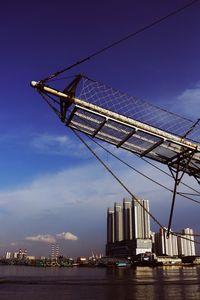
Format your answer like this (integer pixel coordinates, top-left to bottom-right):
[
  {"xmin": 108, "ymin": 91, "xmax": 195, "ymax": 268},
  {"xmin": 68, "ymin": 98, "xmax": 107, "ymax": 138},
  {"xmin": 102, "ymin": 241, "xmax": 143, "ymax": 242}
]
[{"xmin": 0, "ymin": 0, "xmax": 199, "ymax": 256}]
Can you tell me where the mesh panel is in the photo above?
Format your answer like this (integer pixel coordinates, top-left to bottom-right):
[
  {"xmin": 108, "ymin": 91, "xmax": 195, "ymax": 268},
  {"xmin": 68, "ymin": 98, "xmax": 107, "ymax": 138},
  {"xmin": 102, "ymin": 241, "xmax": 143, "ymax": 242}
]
[
  {"xmin": 39, "ymin": 76, "xmax": 200, "ymax": 179},
  {"xmin": 78, "ymin": 77, "xmax": 200, "ymax": 144}
]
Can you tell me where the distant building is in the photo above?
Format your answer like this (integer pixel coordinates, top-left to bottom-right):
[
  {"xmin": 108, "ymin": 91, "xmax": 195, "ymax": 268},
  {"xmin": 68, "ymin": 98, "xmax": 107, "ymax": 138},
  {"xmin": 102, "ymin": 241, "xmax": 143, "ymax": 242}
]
[
  {"xmin": 106, "ymin": 198, "xmax": 196, "ymax": 258},
  {"xmin": 26, "ymin": 255, "xmax": 36, "ymax": 261},
  {"xmin": 18, "ymin": 249, "xmax": 27, "ymax": 260},
  {"xmin": 106, "ymin": 198, "xmax": 152, "ymax": 257},
  {"xmin": 132, "ymin": 198, "xmax": 150, "ymax": 239},
  {"xmin": 107, "ymin": 208, "xmax": 114, "ymax": 244},
  {"xmin": 178, "ymin": 228, "xmax": 196, "ymax": 256},
  {"xmin": 154, "ymin": 227, "xmax": 196, "ymax": 257},
  {"xmin": 5, "ymin": 252, "xmax": 12, "ymax": 260},
  {"xmin": 114, "ymin": 203, "xmax": 123, "ymax": 242},
  {"xmin": 123, "ymin": 198, "xmax": 132, "ymax": 240},
  {"xmin": 51, "ymin": 244, "xmax": 60, "ymax": 260},
  {"xmin": 154, "ymin": 228, "xmax": 178, "ymax": 256},
  {"xmin": 132, "ymin": 199, "xmax": 152, "ymax": 255}
]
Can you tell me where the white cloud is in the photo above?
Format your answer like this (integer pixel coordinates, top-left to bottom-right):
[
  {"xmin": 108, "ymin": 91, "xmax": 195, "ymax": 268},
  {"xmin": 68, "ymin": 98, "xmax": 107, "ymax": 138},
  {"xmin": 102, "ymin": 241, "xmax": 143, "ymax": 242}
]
[
  {"xmin": 0, "ymin": 154, "xmax": 177, "ymax": 218},
  {"xmin": 24, "ymin": 232, "xmax": 78, "ymax": 244},
  {"xmin": 56, "ymin": 232, "xmax": 78, "ymax": 241},
  {"xmin": 30, "ymin": 133, "xmax": 88, "ymax": 156},
  {"xmin": 25, "ymin": 234, "xmax": 56, "ymax": 244},
  {"xmin": 0, "ymin": 145, "xmax": 198, "ymax": 244},
  {"xmin": 31, "ymin": 134, "xmax": 69, "ymax": 154},
  {"xmin": 176, "ymin": 83, "xmax": 200, "ymax": 119}
]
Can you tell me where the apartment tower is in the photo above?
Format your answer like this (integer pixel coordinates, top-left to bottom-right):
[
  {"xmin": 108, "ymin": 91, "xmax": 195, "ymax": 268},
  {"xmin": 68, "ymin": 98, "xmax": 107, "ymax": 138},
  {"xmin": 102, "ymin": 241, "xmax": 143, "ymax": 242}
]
[
  {"xmin": 178, "ymin": 228, "xmax": 196, "ymax": 256},
  {"xmin": 107, "ymin": 208, "xmax": 115, "ymax": 244},
  {"xmin": 114, "ymin": 203, "xmax": 123, "ymax": 242}
]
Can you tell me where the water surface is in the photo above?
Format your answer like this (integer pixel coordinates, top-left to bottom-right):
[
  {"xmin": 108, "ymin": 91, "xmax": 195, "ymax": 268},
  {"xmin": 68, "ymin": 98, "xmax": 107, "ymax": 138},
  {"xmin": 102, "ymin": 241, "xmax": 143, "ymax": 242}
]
[{"xmin": 0, "ymin": 265, "xmax": 200, "ymax": 299}]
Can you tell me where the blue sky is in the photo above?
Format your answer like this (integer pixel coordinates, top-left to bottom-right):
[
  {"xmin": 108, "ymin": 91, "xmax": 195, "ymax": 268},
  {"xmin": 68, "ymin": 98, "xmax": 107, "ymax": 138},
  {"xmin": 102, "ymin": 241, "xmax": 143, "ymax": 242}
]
[{"xmin": 0, "ymin": 0, "xmax": 199, "ymax": 257}]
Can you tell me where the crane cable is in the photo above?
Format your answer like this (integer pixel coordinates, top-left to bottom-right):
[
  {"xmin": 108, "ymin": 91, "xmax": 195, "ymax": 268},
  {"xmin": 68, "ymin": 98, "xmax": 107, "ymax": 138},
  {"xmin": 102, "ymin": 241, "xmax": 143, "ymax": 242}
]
[{"xmin": 39, "ymin": 0, "xmax": 199, "ymax": 83}]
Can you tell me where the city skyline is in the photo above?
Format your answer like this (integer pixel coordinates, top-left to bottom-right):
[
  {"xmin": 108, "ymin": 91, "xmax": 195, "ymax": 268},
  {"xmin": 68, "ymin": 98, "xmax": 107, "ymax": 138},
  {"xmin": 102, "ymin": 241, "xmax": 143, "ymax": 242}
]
[
  {"xmin": 0, "ymin": 0, "xmax": 199, "ymax": 256},
  {"xmin": 107, "ymin": 198, "xmax": 196, "ymax": 257},
  {"xmin": 107, "ymin": 198, "xmax": 152, "ymax": 256}
]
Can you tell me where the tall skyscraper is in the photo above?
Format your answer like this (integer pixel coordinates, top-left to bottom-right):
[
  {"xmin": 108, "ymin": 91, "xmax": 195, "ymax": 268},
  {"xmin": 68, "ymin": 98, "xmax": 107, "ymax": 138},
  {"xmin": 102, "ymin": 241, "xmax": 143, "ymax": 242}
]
[
  {"xmin": 106, "ymin": 200, "xmax": 196, "ymax": 258},
  {"xmin": 132, "ymin": 199, "xmax": 150, "ymax": 239},
  {"xmin": 106, "ymin": 198, "xmax": 152, "ymax": 256},
  {"xmin": 107, "ymin": 208, "xmax": 114, "ymax": 244},
  {"xmin": 123, "ymin": 198, "xmax": 132, "ymax": 240},
  {"xmin": 178, "ymin": 228, "xmax": 196, "ymax": 256},
  {"xmin": 114, "ymin": 203, "xmax": 123, "ymax": 242}
]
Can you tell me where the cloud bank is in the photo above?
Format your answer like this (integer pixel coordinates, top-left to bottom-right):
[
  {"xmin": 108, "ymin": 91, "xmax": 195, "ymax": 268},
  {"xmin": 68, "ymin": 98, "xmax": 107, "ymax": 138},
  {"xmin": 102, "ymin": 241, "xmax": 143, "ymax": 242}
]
[
  {"xmin": 25, "ymin": 234, "xmax": 56, "ymax": 244},
  {"xmin": 0, "ymin": 132, "xmax": 199, "ymax": 255},
  {"xmin": 25, "ymin": 232, "xmax": 78, "ymax": 244},
  {"xmin": 176, "ymin": 83, "xmax": 200, "ymax": 119},
  {"xmin": 56, "ymin": 232, "xmax": 78, "ymax": 241},
  {"xmin": 30, "ymin": 133, "xmax": 88, "ymax": 157}
]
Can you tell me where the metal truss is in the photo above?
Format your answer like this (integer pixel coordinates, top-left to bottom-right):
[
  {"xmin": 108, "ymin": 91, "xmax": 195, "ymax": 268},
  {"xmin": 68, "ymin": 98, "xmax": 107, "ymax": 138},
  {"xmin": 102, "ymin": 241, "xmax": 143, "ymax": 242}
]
[{"xmin": 31, "ymin": 75, "xmax": 200, "ymax": 233}]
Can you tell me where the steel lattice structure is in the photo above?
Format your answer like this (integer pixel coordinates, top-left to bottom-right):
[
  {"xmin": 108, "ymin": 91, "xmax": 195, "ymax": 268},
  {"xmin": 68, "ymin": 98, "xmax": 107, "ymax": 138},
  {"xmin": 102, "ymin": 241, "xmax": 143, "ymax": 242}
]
[
  {"xmin": 31, "ymin": 75, "xmax": 200, "ymax": 182},
  {"xmin": 31, "ymin": 74, "xmax": 200, "ymax": 235}
]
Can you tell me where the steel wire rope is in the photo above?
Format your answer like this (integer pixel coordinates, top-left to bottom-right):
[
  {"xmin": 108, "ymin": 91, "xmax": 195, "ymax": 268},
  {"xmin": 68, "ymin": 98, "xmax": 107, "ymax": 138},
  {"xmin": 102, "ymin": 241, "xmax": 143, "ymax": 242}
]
[
  {"xmin": 71, "ymin": 127, "xmax": 165, "ymax": 228},
  {"xmin": 67, "ymin": 81, "xmax": 200, "ymax": 200},
  {"xmin": 40, "ymin": 0, "xmax": 200, "ymax": 83},
  {"xmin": 136, "ymin": 154, "xmax": 200, "ymax": 195},
  {"xmin": 38, "ymin": 91, "xmax": 61, "ymax": 118},
  {"xmin": 86, "ymin": 135, "xmax": 200, "ymax": 205},
  {"xmin": 81, "ymin": 74, "xmax": 200, "ymax": 125},
  {"xmin": 38, "ymin": 90, "xmax": 200, "ymax": 201},
  {"xmin": 71, "ymin": 127, "xmax": 200, "ymax": 245},
  {"xmin": 70, "ymin": 104, "xmax": 200, "ymax": 235},
  {"xmin": 35, "ymin": 91, "xmax": 200, "ymax": 244},
  {"xmin": 180, "ymin": 192, "xmax": 200, "ymax": 196},
  {"xmin": 47, "ymin": 75, "xmax": 77, "ymax": 84},
  {"xmin": 38, "ymin": 89, "xmax": 200, "ymax": 201},
  {"xmin": 174, "ymin": 232, "xmax": 200, "ymax": 237},
  {"xmin": 78, "ymin": 74, "xmax": 200, "ymax": 195}
]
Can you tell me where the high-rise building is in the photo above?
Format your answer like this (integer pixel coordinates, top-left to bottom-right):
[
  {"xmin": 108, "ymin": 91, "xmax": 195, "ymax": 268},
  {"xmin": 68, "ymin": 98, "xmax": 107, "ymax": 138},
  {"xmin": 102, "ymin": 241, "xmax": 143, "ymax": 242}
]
[
  {"xmin": 178, "ymin": 228, "xmax": 196, "ymax": 256},
  {"xmin": 107, "ymin": 208, "xmax": 114, "ymax": 244},
  {"xmin": 132, "ymin": 198, "xmax": 152, "ymax": 255},
  {"xmin": 106, "ymin": 198, "xmax": 152, "ymax": 257},
  {"xmin": 132, "ymin": 199, "xmax": 150, "ymax": 239},
  {"xmin": 123, "ymin": 198, "xmax": 132, "ymax": 240},
  {"xmin": 154, "ymin": 228, "xmax": 178, "ymax": 256},
  {"xmin": 114, "ymin": 202, "xmax": 123, "ymax": 242}
]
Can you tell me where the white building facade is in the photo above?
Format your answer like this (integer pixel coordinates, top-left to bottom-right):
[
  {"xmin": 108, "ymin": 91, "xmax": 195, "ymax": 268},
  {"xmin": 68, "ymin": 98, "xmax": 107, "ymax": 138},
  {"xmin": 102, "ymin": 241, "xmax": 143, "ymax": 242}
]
[{"xmin": 178, "ymin": 228, "xmax": 196, "ymax": 256}]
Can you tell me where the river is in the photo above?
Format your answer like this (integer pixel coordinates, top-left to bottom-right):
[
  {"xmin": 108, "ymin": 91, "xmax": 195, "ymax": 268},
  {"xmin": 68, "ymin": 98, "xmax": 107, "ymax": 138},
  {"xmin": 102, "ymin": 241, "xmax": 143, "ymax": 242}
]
[{"xmin": 0, "ymin": 265, "xmax": 200, "ymax": 299}]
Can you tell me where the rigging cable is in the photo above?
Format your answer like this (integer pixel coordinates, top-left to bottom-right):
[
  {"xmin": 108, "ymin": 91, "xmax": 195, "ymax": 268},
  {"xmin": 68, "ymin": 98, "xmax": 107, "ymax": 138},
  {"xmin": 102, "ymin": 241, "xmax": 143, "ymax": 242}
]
[
  {"xmin": 136, "ymin": 154, "xmax": 200, "ymax": 195},
  {"xmin": 34, "ymin": 91, "xmax": 200, "ymax": 243},
  {"xmin": 40, "ymin": 0, "xmax": 199, "ymax": 83},
  {"xmin": 71, "ymin": 127, "xmax": 165, "ymax": 229},
  {"xmin": 86, "ymin": 135, "xmax": 200, "ymax": 204},
  {"xmin": 71, "ymin": 127, "xmax": 200, "ymax": 244},
  {"xmin": 39, "ymin": 91, "xmax": 200, "ymax": 201}
]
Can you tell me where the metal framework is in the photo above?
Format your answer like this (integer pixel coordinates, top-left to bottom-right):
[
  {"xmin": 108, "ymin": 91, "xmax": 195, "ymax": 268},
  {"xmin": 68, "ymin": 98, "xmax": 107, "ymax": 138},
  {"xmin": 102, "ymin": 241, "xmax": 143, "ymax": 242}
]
[{"xmin": 31, "ymin": 75, "xmax": 200, "ymax": 235}]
